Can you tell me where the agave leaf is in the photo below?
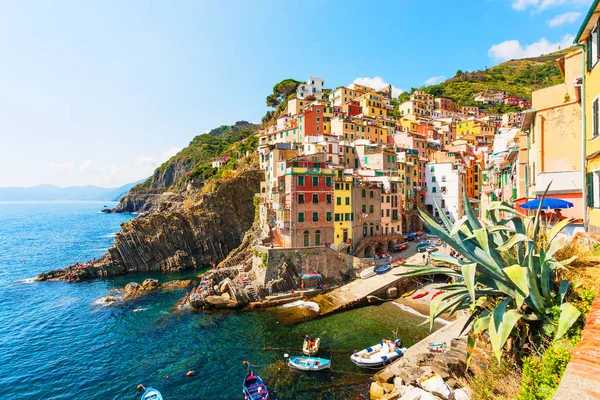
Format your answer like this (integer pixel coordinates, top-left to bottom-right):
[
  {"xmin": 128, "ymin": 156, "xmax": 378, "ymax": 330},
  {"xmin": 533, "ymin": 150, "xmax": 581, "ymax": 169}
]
[
  {"xmin": 450, "ymin": 216, "xmax": 469, "ymax": 236},
  {"xmin": 487, "ymin": 225, "xmax": 516, "ymax": 234},
  {"xmin": 496, "ymin": 234, "xmax": 532, "ymax": 252},
  {"xmin": 558, "ymin": 255, "xmax": 578, "ymax": 266},
  {"xmin": 466, "ymin": 333, "xmax": 477, "ymax": 371},
  {"xmin": 488, "ymin": 202, "xmax": 527, "ymax": 218},
  {"xmin": 546, "ymin": 218, "xmax": 574, "ymax": 246},
  {"xmin": 463, "ymin": 189, "xmax": 483, "ymax": 231},
  {"xmin": 546, "ymin": 238, "xmax": 565, "ymax": 259},
  {"xmin": 558, "ymin": 280, "xmax": 569, "ymax": 304},
  {"xmin": 526, "ymin": 263, "xmax": 547, "ymax": 313},
  {"xmin": 532, "ymin": 183, "xmax": 552, "ymax": 241},
  {"xmin": 473, "ymin": 314, "xmax": 491, "ymax": 335},
  {"xmin": 503, "ymin": 265, "xmax": 529, "ymax": 297},
  {"xmin": 555, "ymin": 302, "xmax": 581, "ymax": 341},
  {"xmin": 490, "ymin": 299, "xmax": 522, "ymax": 362},
  {"xmin": 428, "ymin": 290, "xmax": 462, "ymax": 329},
  {"xmin": 395, "ymin": 266, "xmax": 462, "ymax": 278},
  {"xmin": 540, "ymin": 260, "xmax": 552, "ymax": 300},
  {"xmin": 434, "ymin": 199, "xmax": 455, "ymax": 233},
  {"xmin": 473, "ymin": 228, "xmax": 491, "ymax": 255},
  {"xmin": 430, "ymin": 254, "xmax": 472, "ymax": 267},
  {"xmin": 462, "ymin": 263, "xmax": 477, "ymax": 309}
]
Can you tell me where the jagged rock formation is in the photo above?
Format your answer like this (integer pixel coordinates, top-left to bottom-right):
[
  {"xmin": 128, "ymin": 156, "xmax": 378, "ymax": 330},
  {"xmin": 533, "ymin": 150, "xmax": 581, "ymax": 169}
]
[
  {"xmin": 37, "ymin": 170, "xmax": 263, "ymax": 281},
  {"xmin": 122, "ymin": 278, "xmax": 192, "ymax": 300}
]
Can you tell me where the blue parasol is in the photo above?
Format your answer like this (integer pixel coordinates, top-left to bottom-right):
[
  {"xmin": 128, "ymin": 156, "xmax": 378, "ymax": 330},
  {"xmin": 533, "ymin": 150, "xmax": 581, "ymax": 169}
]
[{"xmin": 520, "ymin": 198, "xmax": 574, "ymax": 210}]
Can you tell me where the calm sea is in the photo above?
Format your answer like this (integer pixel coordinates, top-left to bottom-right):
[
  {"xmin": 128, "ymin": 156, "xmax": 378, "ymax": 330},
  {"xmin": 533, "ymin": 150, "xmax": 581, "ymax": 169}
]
[{"xmin": 0, "ymin": 201, "xmax": 437, "ymax": 399}]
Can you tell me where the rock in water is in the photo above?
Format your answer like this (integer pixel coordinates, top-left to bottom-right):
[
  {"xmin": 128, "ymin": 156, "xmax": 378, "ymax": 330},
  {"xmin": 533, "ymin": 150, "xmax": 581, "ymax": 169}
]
[{"xmin": 36, "ymin": 170, "xmax": 263, "ymax": 281}]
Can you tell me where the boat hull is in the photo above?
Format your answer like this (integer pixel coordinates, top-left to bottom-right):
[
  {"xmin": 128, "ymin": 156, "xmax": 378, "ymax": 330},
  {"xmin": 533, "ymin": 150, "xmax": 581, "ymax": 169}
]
[
  {"xmin": 351, "ymin": 340, "xmax": 406, "ymax": 369},
  {"xmin": 141, "ymin": 388, "xmax": 163, "ymax": 400},
  {"xmin": 303, "ymin": 337, "xmax": 320, "ymax": 355},
  {"xmin": 288, "ymin": 356, "xmax": 331, "ymax": 371},
  {"xmin": 360, "ymin": 267, "xmax": 376, "ymax": 279},
  {"xmin": 375, "ymin": 265, "xmax": 391, "ymax": 274}
]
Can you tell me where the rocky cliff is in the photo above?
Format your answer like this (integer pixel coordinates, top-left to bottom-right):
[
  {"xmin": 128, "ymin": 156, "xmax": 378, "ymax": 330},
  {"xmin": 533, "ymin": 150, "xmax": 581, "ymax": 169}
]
[{"xmin": 38, "ymin": 170, "xmax": 263, "ymax": 281}]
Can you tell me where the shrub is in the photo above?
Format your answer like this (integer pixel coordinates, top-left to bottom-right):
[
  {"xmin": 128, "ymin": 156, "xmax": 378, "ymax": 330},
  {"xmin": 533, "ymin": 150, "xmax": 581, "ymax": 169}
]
[{"xmin": 518, "ymin": 340, "xmax": 573, "ymax": 400}]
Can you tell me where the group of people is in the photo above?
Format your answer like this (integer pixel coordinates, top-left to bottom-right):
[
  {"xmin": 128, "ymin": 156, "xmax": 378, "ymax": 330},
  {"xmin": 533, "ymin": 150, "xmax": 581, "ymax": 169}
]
[
  {"xmin": 375, "ymin": 251, "xmax": 392, "ymax": 262},
  {"xmin": 304, "ymin": 335, "xmax": 318, "ymax": 351}
]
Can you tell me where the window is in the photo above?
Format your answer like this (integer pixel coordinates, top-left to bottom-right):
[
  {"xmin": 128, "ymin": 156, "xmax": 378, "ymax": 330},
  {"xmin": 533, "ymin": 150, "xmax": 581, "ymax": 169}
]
[
  {"xmin": 298, "ymin": 176, "xmax": 305, "ymax": 186},
  {"xmin": 303, "ymin": 230, "xmax": 309, "ymax": 247},
  {"xmin": 362, "ymin": 204, "xmax": 367, "ymax": 213},
  {"xmin": 326, "ymin": 212, "xmax": 332, "ymax": 221},
  {"xmin": 346, "ymin": 213, "xmax": 353, "ymax": 221},
  {"xmin": 345, "ymin": 197, "xmax": 350, "ymax": 205},
  {"xmin": 335, "ymin": 213, "xmax": 340, "ymax": 221},
  {"xmin": 432, "ymin": 187, "xmax": 437, "ymax": 193},
  {"xmin": 326, "ymin": 194, "xmax": 332, "ymax": 204},
  {"xmin": 431, "ymin": 176, "xmax": 436, "ymax": 182},
  {"xmin": 298, "ymin": 194, "xmax": 305, "ymax": 204},
  {"xmin": 345, "ymin": 183, "xmax": 350, "ymax": 190},
  {"xmin": 298, "ymin": 212, "xmax": 305, "ymax": 222},
  {"xmin": 594, "ymin": 98, "xmax": 599, "ymax": 137},
  {"xmin": 362, "ymin": 189, "xmax": 366, "ymax": 197},
  {"xmin": 336, "ymin": 197, "xmax": 341, "ymax": 206},
  {"xmin": 441, "ymin": 200, "xmax": 446, "ymax": 208},
  {"xmin": 312, "ymin": 212, "xmax": 319, "ymax": 222},
  {"xmin": 369, "ymin": 205, "xmax": 374, "ymax": 213},
  {"xmin": 369, "ymin": 191, "xmax": 374, "ymax": 198},
  {"xmin": 312, "ymin": 194, "xmax": 319, "ymax": 204},
  {"xmin": 326, "ymin": 177, "xmax": 332, "ymax": 186},
  {"xmin": 312, "ymin": 176, "xmax": 319, "ymax": 186},
  {"xmin": 315, "ymin": 230, "xmax": 321, "ymax": 246}
]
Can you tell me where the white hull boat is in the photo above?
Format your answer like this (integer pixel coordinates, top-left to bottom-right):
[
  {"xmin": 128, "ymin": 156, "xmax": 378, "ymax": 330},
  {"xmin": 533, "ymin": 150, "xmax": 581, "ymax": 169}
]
[
  {"xmin": 303, "ymin": 337, "xmax": 320, "ymax": 355},
  {"xmin": 360, "ymin": 267, "xmax": 376, "ymax": 279},
  {"xmin": 351, "ymin": 339, "xmax": 406, "ymax": 368}
]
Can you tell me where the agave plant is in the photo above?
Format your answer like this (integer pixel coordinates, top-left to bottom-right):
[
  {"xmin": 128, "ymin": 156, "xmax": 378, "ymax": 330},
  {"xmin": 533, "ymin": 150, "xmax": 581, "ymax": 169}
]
[{"xmin": 397, "ymin": 188, "xmax": 581, "ymax": 363}]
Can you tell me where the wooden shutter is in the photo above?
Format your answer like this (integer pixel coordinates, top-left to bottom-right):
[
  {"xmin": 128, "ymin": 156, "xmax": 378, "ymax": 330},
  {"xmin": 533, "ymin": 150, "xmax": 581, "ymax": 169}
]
[
  {"xmin": 587, "ymin": 172, "xmax": 594, "ymax": 207},
  {"xmin": 595, "ymin": 100, "xmax": 599, "ymax": 135},
  {"xmin": 588, "ymin": 36, "xmax": 594, "ymax": 71}
]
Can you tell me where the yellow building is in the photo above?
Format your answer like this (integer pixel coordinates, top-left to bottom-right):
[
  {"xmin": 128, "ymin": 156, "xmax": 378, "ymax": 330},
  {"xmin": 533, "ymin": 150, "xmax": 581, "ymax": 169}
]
[
  {"xmin": 287, "ymin": 98, "xmax": 310, "ymax": 116},
  {"xmin": 576, "ymin": 0, "xmax": 600, "ymax": 231},
  {"xmin": 456, "ymin": 119, "xmax": 496, "ymax": 137},
  {"xmin": 358, "ymin": 93, "xmax": 388, "ymax": 117},
  {"xmin": 398, "ymin": 116, "xmax": 419, "ymax": 132},
  {"xmin": 334, "ymin": 179, "xmax": 354, "ymax": 249}
]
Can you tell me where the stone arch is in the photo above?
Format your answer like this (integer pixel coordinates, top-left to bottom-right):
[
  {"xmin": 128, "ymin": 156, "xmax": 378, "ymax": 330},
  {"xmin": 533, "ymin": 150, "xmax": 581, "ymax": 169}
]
[
  {"xmin": 375, "ymin": 242, "xmax": 384, "ymax": 255},
  {"xmin": 410, "ymin": 214, "xmax": 421, "ymax": 232},
  {"xmin": 364, "ymin": 245, "xmax": 373, "ymax": 258}
]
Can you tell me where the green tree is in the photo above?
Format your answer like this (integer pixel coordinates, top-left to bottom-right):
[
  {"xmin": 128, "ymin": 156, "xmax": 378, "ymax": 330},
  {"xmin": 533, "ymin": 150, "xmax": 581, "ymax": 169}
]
[{"xmin": 266, "ymin": 79, "xmax": 302, "ymax": 108}]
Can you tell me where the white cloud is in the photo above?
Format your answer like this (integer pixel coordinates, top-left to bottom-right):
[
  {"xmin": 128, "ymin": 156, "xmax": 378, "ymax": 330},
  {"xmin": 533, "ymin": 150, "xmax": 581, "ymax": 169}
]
[
  {"xmin": 547, "ymin": 11, "xmax": 582, "ymax": 26},
  {"xmin": 512, "ymin": 0, "xmax": 589, "ymax": 12},
  {"xmin": 424, "ymin": 76, "xmax": 447, "ymax": 85},
  {"xmin": 353, "ymin": 76, "xmax": 404, "ymax": 98},
  {"xmin": 46, "ymin": 146, "xmax": 182, "ymax": 187},
  {"xmin": 488, "ymin": 34, "xmax": 575, "ymax": 63}
]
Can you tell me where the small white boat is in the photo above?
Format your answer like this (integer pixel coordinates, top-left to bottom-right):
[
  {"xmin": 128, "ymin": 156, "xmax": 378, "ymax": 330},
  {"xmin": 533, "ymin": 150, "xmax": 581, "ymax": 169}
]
[
  {"xmin": 303, "ymin": 337, "xmax": 320, "ymax": 355},
  {"xmin": 288, "ymin": 356, "xmax": 331, "ymax": 371},
  {"xmin": 351, "ymin": 339, "xmax": 406, "ymax": 368},
  {"xmin": 360, "ymin": 267, "xmax": 376, "ymax": 279},
  {"xmin": 141, "ymin": 388, "xmax": 163, "ymax": 400}
]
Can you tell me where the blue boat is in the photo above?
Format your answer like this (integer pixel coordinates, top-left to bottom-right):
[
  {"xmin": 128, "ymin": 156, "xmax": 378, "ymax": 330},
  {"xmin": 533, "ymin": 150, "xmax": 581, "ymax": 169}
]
[
  {"xmin": 288, "ymin": 356, "xmax": 331, "ymax": 371},
  {"xmin": 243, "ymin": 370, "xmax": 269, "ymax": 400},
  {"xmin": 375, "ymin": 264, "xmax": 391, "ymax": 274},
  {"xmin": 141, "ymin": 388, "xmax": 163, "ymax": 400}
]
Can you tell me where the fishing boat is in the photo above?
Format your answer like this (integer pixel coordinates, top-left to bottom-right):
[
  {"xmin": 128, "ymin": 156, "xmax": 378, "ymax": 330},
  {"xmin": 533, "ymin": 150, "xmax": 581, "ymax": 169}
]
[
  {"xmin": 243, "ymin": 370, "xmax": 269, "ymax": 400},
  {"xmin": 360, "ymin": 267, "xmax": 376, "ymax": 279},
  {"xmin": 303, "ymin": 336, "xmax": 320, "ymax": 355},
  {"xmin": 413, "ymin": 291, "xmax": 429, "ymax": 299},
  {"xmin": 375, "ymin": 264, "xmax": 391, "ymax": 274},
  {"xmin": 431, "ymin": 290, "xmax": 445, "ymax": 299},
  {"xmin": 426, "ymin": 245, "xmax": 438, "ymax": 252},
  {"xmin": 351, "ymin": 339, "xmax": 406, "ymax": 368},
  {"xmin": 401, "ymin": 289, "xmax": 416, "ymax": 298},
  {"xmin": 393, "ymin": 242, "xmax": 409, "ymax": 252},
  {"xmin": 141, "ymin": 388, "xmax": 163, "ymax": 400},
  {"xmin": 391, "ymin": 257, "xmax": 405, "ymax": 264},
  {"xmin": 287, "ymin": 356, "xmax": 331, "ymax": 371}
]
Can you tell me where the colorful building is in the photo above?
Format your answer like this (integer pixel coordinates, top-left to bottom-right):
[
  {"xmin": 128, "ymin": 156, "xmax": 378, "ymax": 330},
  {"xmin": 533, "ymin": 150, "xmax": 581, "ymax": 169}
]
[{"xmin": 333, "ymin": 178, "xmax": 354, "ymax": 250}]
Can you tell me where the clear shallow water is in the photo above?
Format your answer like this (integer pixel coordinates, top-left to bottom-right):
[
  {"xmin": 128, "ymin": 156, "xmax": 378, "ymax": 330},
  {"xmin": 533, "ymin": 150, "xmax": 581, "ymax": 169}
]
[{"xmin": 0, "ymin": 202, "xmax": 438, "ymax": 399}]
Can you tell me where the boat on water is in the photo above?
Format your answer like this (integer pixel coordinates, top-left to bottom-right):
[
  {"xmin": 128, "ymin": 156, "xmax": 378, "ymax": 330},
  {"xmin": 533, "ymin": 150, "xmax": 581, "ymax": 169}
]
[
  {"xmin": 141, "ymin": 388, "xmax": 163, "ymax": 400},
  {"xmin": 360, "ymin": 267, "xmax": 376, "ymax": 279},
  {"xmin": 303, "ymin": 336, "xmax": 320, "ymax": 355},
  {"xmin": 375, "ymin": 264, "xmax": 391, "ymax": 274},
  {"xmin": 413, "ymin": 291, "xmax": 429, "ymax": 299},
  {"xmin": 351, "ymin": 339, "xmax": 406, "ymax": 368},
  {"xmin": 288, "ymin": 356, "xmax": 331, "ymax": 371},
  {"xmin": 243, "ymin": 370, "xmax": 269, "ymax": 400},
  {"xmin": 401, "ymin": 289, "xmax": 416, "ymax": 298}
]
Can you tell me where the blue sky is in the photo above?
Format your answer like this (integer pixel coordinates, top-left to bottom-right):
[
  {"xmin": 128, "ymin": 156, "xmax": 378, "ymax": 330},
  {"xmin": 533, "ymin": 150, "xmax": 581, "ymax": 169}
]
[{"xmin": 0, "ymin": 0, "xmax": 592, "ymax": 187}]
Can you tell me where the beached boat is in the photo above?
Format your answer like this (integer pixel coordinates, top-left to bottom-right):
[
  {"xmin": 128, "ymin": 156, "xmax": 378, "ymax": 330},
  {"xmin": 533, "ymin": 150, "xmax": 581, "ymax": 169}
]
[
  {"xmin": 375, "ymin": 265, "xmax": 391, "ymax": 275},
  {"xmin": 412, "ymin": 291, "xmax": 429, "ymax": 299},
  {"xmin": 393, "ymin": 242, "xmax": 409, "ymax": 252},
  {"xmin": 401, "ymin": 289, "xmax": 416, "ymax": 298},
  {"xmin": 288, "ymin": 356, "xmax": 331, "ymax": 371},
  {"xmin": 243, "ymin": 370, "xmax": 269, "ymax": 400},
  {"xmin": 391, "ymin": 257, "xmax": 405, "ymax": 264},
  {"xmin": 141, "ymin": 388, "xmax": 163, "ymax": 400},
  {"xmin": 303, "ymin": 337, "xmax": 320, "ymax": 355},
  {"xmin": 360, "ymin": 267, "xmax": 376, "ymax": 279},
  {"xmin": 431, "ymin": 290, "xmax": 445, "ymax": 299},
  {"xmin": 351, "ymin": 339, "xmax": 406, "ymax": 368},
  {"xmin": 426, "ymin": 245, "xmax": 438, "ymax": 252}
]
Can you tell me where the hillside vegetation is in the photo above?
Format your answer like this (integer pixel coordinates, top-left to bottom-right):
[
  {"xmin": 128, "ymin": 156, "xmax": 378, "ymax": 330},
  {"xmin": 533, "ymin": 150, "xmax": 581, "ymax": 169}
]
[
  {"xmin": 131, "ymin": 121, "xmax": 259, "ymax": 194},
  {"xmin": 399, "ymin": 46, "xmax": 577, "ymax": 111}
]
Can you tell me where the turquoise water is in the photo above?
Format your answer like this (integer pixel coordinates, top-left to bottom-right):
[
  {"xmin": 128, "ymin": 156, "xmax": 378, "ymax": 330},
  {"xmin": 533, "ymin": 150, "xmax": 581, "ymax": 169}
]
[{"xmin": 0, "ymin": 202, "xmax": 438, "ymax": 399}]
